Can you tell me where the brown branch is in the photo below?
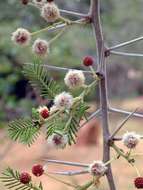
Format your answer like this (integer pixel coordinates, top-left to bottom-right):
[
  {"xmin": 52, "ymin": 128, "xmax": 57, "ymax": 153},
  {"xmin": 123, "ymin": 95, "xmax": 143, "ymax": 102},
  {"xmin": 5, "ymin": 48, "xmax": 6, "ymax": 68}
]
[
  {"xmin": 90, "ymin": 1, "xmax": 116, "ymax": 190},
  {"xmin": 110, "ymin": 108, "xmax": 138, "ymax": 140}
]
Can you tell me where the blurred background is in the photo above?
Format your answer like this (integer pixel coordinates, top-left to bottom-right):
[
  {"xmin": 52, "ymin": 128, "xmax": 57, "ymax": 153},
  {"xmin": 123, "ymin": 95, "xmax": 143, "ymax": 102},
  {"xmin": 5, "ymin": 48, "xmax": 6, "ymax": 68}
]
[{"xmin": 1, "ymin": 0, "xmax": 143, "ymax": 189}]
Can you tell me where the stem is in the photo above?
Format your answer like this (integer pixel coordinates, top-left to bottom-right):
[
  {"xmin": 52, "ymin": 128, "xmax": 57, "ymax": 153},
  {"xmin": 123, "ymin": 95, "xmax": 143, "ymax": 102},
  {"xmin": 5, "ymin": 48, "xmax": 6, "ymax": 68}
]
[
  {"xmin": 108, "ymin": 35, "xmax": 143, "ymax": 51},
  {"xmin": 45, "ymin": 174, "xmax": 77, "ymax": 188},
  {"xmin": 111, "ymin": 51, "xmax": 143, "ymax": 57},
  {"xmin": 90, "ymin": 0, "xmax": 116, "ymax": 190},
  {"xmin": 49, "ymin": 27, "xmax": 67, "ymax": 45}
]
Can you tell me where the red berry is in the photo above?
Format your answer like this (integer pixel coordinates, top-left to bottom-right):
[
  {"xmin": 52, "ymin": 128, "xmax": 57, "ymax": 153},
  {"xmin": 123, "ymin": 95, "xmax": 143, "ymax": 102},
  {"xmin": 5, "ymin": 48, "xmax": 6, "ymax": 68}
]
[
  {"xmin": 32, "ymin": 164, "xmax": 44, "ymax": 177},
  {"xmin": 21, "ymin": 0, "xmax": 29, "ymax": 5},
  {"xmin": 40, "ymin": 109, "xmax": 49, "ymax": 119},
  {"xmin": 134, "ymin": 177, "xmax": 143, "ymax": 189},
  {"xmin": 20, "ymin": 172, "xmax": 31, "ymax": 184},
  {"xmin": 83, "ymin": 56, "xmax": 94, "ymax": 66}
]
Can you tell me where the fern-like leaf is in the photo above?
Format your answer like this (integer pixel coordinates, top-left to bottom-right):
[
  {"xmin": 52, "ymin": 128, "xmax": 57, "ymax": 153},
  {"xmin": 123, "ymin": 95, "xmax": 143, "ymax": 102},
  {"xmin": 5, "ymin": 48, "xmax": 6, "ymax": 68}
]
[
  {"xmin": 8, "ymin": 118, "xmax": 40, "ymax": 146},
  {"xmin": 1, "ymin": 168, "xmax": 43, "ymax": 190},
  {"xmin": 23, "ymin": 62, "xmax": 61, "ymax": 99},
  {"xmin": 46, "ymin": 101, "xmax": 89, "ymax": 145}
]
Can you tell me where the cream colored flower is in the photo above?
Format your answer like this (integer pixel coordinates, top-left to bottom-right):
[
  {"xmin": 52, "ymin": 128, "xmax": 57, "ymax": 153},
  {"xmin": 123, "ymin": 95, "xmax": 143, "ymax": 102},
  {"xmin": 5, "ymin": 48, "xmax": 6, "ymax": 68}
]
[
  {"xmin": 32, "ymin": 38, "xmax": 49, "ymax": 56},
  {"xmin": 122, "ymin": 132, "xmax": 140, "ymax": 149},
  {"xmin": 11, "ymin": 28, "xmax": 31, "ymax": 46},
  {"xmin": 54, "ymin": 92, "xmax": 73, "ymax": 109},
  {"xmin": 47, "ymin": 133, "xmax": 68, "ymax": 149},
  {"xmin": 89, "ymin": 161, "xmax": 107, "ymax": 176},
  {"xmin": 41, "ymin": 2, "xmax": 60, "ymax": 22},
  {"xmin": 64, "ymin": 70, "xmax": 85, "ymax": 89}
]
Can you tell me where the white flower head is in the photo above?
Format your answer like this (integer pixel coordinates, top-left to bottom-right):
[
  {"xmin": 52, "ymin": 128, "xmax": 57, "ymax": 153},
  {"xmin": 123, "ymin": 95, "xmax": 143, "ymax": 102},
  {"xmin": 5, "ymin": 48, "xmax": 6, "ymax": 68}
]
[
  {"xmin": 122, "ymin": 131, "xmax": 140, "ymax": 149},
  {"xmin": 47, "ymin": 133, "xmax": 68, "ymax": 149},
  {"xmin": 41, "ymin": 2, "xmax": 60, "ymax": 22},
  {"xmin": 32, "ymin": 38, "xmax": 49, "ymax": 56},
  {"xmin": 11, "ymin": 28, "xmax": 31, "ymax": 46},
  {"xmin": 88, "ymin": 161, "xmax": 107, "ymax": 176},
  {"xmin": 54, "ymin": 92, "xmax": 73, "ymax": 109},
  {"xmin": 64, "ymin": 70, "xmax": 85, "ymax": 89}
]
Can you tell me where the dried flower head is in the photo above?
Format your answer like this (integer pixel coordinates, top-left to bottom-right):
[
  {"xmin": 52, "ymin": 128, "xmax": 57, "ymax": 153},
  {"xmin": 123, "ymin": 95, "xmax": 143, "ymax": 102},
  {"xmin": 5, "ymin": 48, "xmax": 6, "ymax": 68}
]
[
  {"xmin": 47, "ymin": 133, "xmax": 68, "ymax": 149},
  {"xmin": 64, "ymin": 70, "xmax": 85, "ymax": 89},
  {"xmin": 11, "ymin": 28, "xmax": 31, "ymax": 46},
  {"xmin": 89, "ymin": 161, "xmax": 107, "ymax": 176},
  {"xmin": 122, "ymin": 132, "xmax": 140, "ymax": 149},
  {"xmin": 32, "ymin": 38, "xmax": 49, "ymax": 56},
  {"xmin": 38, "ymin": 106, "xmax": 50, "ymax": 119},
  {"xmin": 41, "ymin": 2, "xmax": 60, "ymax": 22},
  {"xmin": 54, "ymin": 92, "xmax": 73, "ymax": 109}
]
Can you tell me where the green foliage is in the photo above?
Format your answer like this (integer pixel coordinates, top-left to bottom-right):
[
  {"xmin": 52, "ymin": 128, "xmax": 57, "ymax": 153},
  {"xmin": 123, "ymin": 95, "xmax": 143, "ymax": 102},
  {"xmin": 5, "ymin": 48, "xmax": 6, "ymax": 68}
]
[
  {"xmin": 46, "ymin": 101, "xmax": 89, "ymax": 145},
  {"xmin": 1, "ymin": 168, "xmax": 43, "ymax": 190},
  {"xmin": 23, "ymin": 61, "xmax": 62, "ymax": 99},
  {"xmin": 8, "ymin": 117, "xmax": 40, "ymax": 146}
]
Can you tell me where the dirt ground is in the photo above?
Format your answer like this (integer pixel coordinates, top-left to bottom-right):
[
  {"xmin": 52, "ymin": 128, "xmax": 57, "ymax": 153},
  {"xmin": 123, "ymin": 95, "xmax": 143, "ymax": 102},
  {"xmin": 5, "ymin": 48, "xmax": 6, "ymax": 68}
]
[{"xmin": 1, "ymin": 98, "xmax": 143, "ymax": 190}]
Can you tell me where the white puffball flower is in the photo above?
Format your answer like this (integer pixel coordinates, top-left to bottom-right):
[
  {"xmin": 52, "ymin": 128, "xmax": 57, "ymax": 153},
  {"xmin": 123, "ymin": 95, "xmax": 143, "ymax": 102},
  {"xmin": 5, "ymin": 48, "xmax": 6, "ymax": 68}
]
[
  {"xmin": 41, "ymin": 2, "xmax": 60, "ymax": 22},
  {"xmin": 88, "ymin": 161, "xmax": 107, "ymax": 177},
  {"xmin": 11, "ymin": 28, "xmax": 31, "ymax": 46},
  {"xmin": 54, "ymin": 92, "xmax": 73, "ymax": 109},
  {"xmin": 64, "ymin": 70, "xmax": 85, "ymax": 89},
  {"xmin": 47, "ymin": 133, "xmax": 68, "ymax": 149},
  {"xmin": 122, "ymin": 131, "xmax": 140, "ymax": 149},
  {"xmin": 32, "ymin": 38, "xmax": 49, "ymax": 56}
]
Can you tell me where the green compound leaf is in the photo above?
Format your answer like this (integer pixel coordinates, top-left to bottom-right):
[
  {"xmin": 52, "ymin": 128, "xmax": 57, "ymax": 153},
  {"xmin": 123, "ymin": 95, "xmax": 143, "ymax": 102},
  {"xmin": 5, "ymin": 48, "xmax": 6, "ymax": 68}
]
[
  {"xmin": 23, "ymin": 62, "xmax": 61, "ymax": 99},
  {"xmin": 46, "ymin": 101, "xmax": 89, "ymax": 145},
  {"xmin": 0, "ymin": 168, "xmax": 43, "ymax": 190},
  {"xmin": 8, "ymin": 118, "xmax": 40, "ymax": 146}
]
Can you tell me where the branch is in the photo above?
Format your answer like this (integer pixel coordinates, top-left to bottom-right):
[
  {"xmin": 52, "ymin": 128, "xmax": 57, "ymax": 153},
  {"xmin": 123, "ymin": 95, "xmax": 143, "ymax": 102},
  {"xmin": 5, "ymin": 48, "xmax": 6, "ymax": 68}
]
[
  {"xmin": 109, "ymin": 107, "xmax": 143, "ymax": 119},
  {"xmin": 111, "ymin": 51, "xmax": 143, "ymax": 57},
  {"xmin": 90, "ymin": 0, "xmax": 116, "ymax": 190},
  {"xmin": 43, "ymin": 159, "xmax": 89, "ymax": 167},
  {"xmin": 24, "ymin": 63, "xmax": 92, "ymax": 75},
  {"xmin": 110, "ymin": 109, "xmax": 138, "ymax": 140},
  {"xmin": 113, "ymin": 136, "xmax": 143, "ymax": 141},
  {"xmin": 79, "ymin": 108, "xmax": 101, "ymax": 129},
  {"xmin": 47, "ymin": 170, "xmax": 88, "ymax": 176},
  {"xmin": 108, "ymin": 36, "xmax": 143, "ymax": 51},
  {"xmin": 60, "ymin": 9, "xmax": 87, "ymax": 17}
]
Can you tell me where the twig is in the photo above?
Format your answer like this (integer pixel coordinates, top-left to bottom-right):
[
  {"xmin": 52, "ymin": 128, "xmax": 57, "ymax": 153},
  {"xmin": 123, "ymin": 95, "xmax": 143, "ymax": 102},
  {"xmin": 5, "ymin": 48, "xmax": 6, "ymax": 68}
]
[
  {"xmin": 45, "ymin": 174, "xmax": 77, "ymax": 188},
  {"xmin": 47, "ymin": 170, "xmax": 89, "ymax": 176},
  {"xmin": 111, "ymin": 51, "xmax": 143, "ymax": 57},
  {"xmin": 79, "ymin": 109, "xmax": 101, "ymax": 129},
  {"xmin": 109, "ymin": 107, "xmax": 143, "ymax": 119},
  {"xmin": 24, "ymin": 63, "xmax": 92, "ymax": 75},
  {"xmin": 60, "ymin": 9, "xmax": 87, "ymax": 17},
  {"xmin": 43, "ymin": 159, "xmax": 89, "ymax": 167},
  {"xmin": 110, "ymin": 108, "xmax": 138, "ymax": 140},
  {"xmin": 112, "ymin": 136, "xmax": 143, "ymax": 141},
  {"xmin": 108, "ymin": 36, "xmax": 143, "ymax": 51}
]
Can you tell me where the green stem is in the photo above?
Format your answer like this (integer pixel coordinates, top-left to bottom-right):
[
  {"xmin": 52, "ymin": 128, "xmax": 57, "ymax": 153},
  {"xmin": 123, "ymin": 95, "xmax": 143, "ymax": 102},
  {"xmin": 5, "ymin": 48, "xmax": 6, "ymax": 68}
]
[
  {"xmin": 77, "ymin": 181, "xmax": 93, "ymax": 190},
  {"xmin": 49, "ymin": 27, "xmax": 67, "ymax": 45},
  {"xmin": 31, "ymin": 22, "xmax": 62, "ymax": 36},
  {"xmin": 45, "ymin": 174, "xmax": 77, "ymax": 188}
]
